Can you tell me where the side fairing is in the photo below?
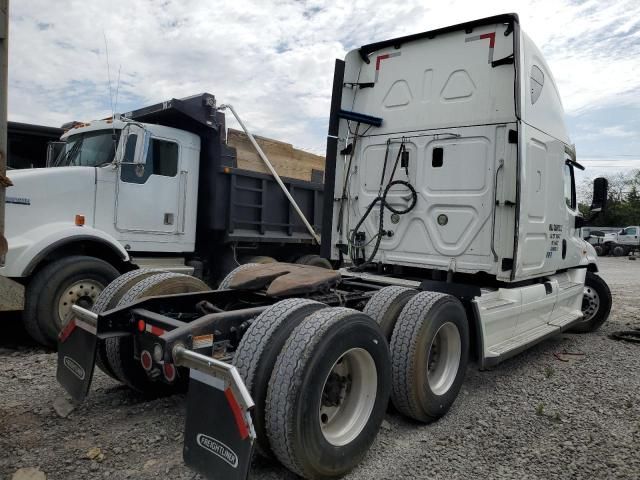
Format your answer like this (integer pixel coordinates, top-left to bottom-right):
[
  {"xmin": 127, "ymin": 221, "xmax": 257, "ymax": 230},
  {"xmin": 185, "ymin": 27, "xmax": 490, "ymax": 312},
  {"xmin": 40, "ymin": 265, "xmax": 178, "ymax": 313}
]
[{"xmin": 513, "ymin": 32, "xmax": 579, "ymax": 280}]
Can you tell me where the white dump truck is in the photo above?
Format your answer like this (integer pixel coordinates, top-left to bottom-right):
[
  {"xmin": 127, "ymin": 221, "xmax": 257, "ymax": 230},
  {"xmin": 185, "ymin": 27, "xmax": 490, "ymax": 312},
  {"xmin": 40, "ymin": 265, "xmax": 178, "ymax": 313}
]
[
  {"xmin": 57, "ymin": 13, "xmax": 612, "ymax": 480},
  {"xmin": 0, "ymin": 94, "xmax": 325, "ymax": 346},
  {"xmin": 610, "ymin": 225, "xmax": 640, "ymax": 256}
]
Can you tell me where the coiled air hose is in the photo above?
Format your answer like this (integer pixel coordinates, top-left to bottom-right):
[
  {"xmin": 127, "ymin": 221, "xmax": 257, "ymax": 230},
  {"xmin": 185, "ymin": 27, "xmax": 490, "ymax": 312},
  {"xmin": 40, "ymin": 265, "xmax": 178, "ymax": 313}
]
[{"xmin": 349, "ymin": 139, "xmax": 417, "ymax": 268}]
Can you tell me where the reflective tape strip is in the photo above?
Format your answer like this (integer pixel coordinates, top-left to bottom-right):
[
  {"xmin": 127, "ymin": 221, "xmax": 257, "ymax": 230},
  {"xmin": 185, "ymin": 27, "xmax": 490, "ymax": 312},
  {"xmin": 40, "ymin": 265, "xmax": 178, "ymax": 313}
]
[
  {"xmin": 145, "ymin": 324, "xmax": 166, "ymax": 336},
  {"xmin": 225, "ymin": 387, "xmax": 249, "ymax": 440},
  {"xmin": 58, "ymin": 319, "xmax": 77, "ymax": 343}
]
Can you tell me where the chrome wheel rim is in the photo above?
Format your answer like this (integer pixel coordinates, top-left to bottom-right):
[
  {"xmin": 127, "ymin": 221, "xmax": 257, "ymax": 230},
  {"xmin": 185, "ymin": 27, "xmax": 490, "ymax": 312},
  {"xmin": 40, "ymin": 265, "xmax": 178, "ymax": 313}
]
[
  {"xmin": 582, "ymin": 286, "xmax": 600, "ymax": 322},
  {"xmin": 427, "ymin": 322, "xmax": 462, "ymax": 396},
  {"xmin": 57, "ymin": 279, "xmax": 103, "ymax": 328},
  {"xmin": 319, "ymin": 347, "xmax": 377, "ymax": 446}
]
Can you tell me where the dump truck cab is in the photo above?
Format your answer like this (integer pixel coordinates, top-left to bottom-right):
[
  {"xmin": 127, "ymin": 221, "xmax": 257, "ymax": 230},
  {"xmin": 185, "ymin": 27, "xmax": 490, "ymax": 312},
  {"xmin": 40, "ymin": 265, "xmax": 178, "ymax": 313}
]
[{"xmin": 1, "ymin": 93, "xmax": 324, "ymax": 347}]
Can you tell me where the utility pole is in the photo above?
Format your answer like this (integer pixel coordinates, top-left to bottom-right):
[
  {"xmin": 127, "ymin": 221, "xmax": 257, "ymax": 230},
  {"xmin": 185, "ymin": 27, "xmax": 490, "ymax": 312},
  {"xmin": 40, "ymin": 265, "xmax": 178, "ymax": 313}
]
[{"xmin": 0, "ymin": 0, "xmax": 8, "ymax": 266}]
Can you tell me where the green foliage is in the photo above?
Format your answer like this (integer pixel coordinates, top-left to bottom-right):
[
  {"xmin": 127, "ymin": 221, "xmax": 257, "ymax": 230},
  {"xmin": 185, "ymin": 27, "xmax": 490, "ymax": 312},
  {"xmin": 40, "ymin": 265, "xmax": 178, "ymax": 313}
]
[{"xmin": 578, "ymin": 169, "xmax": 640, "ymax": 227}]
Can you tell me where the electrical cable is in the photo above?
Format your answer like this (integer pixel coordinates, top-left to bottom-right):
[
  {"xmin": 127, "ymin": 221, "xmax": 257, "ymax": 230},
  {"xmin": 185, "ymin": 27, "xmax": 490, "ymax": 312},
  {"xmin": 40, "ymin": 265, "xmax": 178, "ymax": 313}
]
[{"xmin": 348, "ymin": 138, "xmax": 417, "ymax": 268}]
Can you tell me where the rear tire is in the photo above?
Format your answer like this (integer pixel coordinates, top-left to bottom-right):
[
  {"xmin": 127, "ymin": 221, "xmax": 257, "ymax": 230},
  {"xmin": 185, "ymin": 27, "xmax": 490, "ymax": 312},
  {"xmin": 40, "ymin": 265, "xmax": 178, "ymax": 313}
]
[
  {"xmin": 363, "ymin": 286, "xmax": 417, "ymax": 339},
  {"xmin": 295, "ymin": 254, "xmax": 333, "ymax": 270},
  {"xmin": 92, "ymin": 269, "xmax": 163, "ymax": 379},
  {"xmin": 105, "ymin": 272, "xmax": 209, "ymax": 394},
  {"xmin": 569, "ymin": 272, "xmax": 612, "ymax": 333},
  {"xmin": 266, "ymin": 307, "xmax": 391, "ymax": 479},
  {"xmin": 217, "ymin": 263, "xmax": 259, "ymax": 289},
  {"xmin": 242, "ymin": 255, "xmax": 277, "ymax": 264},
  {"xmin": 24, "ymin": 256, "xmax": 119, "ymax": 347},
  {"xmin": 613, "ymin": 245, "xmax": 626, "ymax": 257},
  {"xmin": 594, "ymin": 245, "xmax": 604, "ymax": 256},
  {"xmin": 233, "ymin": 298, "xmax": 324, "ymax": 458},
  {"xmin": 390, "ymin": 291, "xmax": 469, "ymax": 422}
]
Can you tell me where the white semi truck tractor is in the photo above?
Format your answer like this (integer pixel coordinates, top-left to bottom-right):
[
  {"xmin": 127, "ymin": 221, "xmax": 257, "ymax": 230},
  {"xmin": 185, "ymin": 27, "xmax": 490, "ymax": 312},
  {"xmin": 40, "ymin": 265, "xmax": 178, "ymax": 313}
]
[
  {"xmin": 0, "ymin": 93, "xmax": 325, "ymax": 346},
  {"xmin": 57, "ymin": 14, "xmax": 612, "ymax": 480}
]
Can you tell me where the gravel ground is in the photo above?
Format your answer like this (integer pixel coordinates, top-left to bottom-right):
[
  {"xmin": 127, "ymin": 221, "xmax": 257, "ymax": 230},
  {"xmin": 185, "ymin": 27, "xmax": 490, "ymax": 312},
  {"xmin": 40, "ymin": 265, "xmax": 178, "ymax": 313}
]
[{"xmin": 1, "ymin": 257, "xmax": 639, "ymax": 479}]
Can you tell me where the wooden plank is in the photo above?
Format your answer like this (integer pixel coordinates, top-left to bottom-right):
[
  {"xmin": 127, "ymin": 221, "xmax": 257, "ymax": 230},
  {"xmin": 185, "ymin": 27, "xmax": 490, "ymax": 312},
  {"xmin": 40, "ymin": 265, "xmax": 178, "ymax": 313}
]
[{"xmin": 226, "ymin": 128, "xmax": 324, "ymax": 183}]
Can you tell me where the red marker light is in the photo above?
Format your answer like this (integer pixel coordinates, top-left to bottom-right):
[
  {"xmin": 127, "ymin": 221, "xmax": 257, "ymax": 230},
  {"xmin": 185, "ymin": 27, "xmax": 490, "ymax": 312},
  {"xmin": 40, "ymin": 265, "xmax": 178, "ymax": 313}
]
[
  {"xmin": 137, "ymin": 319, "xmax": 146, "ymax": 332},
  {"xmin": 140, "ymin": 350, "xmax": 153, "ymax": 371},
  {"xmin": 163, "ymin": 363, "xmax": 176, "ymax": 382}
]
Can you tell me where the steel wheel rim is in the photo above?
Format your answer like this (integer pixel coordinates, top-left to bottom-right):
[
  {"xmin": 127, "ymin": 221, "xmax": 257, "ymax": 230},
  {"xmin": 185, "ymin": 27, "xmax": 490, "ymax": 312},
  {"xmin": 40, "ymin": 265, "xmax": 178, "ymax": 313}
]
[
  {"xmin": 57, "ymin": 279, "xmax": 104, "ymax": 328},
  {"xmin": 582, "ymin": 286, "xmax": 600, "ymax": 322},
  {"xmin": 427, "ymin": 322, "xmax": 462, "ymax": 396},
  {"xmin": 319, "ymin": 347, "xmax": 377, "ymax": 446}
]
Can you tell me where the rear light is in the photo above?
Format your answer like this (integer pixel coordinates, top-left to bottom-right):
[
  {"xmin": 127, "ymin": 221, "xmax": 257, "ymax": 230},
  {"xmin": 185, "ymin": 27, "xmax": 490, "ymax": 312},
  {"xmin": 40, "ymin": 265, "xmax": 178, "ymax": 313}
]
[
  {"xmin": 137, "ymin": 319, "xmax": 146, "ymax": 332},
  {"xmin": 153, "ymin": 343, "xmax": 164, "ymax": 362},
  {"xmin": 140, "ymin": 350, "xmax": 153, "ymax": 371},
  {"xmin": 163, "ymin": 363, "xmax": 176, "ymax": 382}
]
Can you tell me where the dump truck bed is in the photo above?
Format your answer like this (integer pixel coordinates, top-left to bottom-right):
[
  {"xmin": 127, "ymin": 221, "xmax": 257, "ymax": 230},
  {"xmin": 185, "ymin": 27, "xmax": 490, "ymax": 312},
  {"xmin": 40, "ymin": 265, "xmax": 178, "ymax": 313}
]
[{"xmin": 124, "ymin": 93, "xmax": 324, "ymax": 247}]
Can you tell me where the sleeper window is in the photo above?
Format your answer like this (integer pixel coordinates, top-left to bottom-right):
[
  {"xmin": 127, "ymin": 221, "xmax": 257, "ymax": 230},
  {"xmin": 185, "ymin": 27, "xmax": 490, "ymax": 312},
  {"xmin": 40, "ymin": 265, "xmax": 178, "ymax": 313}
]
[{"xmin": 530, "ymin": 65, "xmax": 544, "ymax": 104}]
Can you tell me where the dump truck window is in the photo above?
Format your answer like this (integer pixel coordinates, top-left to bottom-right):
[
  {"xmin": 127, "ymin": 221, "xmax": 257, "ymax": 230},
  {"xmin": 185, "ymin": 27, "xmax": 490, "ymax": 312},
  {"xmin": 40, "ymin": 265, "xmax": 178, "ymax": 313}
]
[
  {"xmin": 148, "ymin": 139, "xmax": 178, "ymax": 177},
  {"xmin": 120, "ymin": 137, "xmax": 178, "ymax": 184}
]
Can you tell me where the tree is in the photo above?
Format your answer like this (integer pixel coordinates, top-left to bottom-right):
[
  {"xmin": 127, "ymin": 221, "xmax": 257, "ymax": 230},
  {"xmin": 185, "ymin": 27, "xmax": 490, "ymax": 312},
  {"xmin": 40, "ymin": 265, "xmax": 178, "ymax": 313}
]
[{"xmin": 577, "ymin": 169, "xmax": 640, "ymax": 227}]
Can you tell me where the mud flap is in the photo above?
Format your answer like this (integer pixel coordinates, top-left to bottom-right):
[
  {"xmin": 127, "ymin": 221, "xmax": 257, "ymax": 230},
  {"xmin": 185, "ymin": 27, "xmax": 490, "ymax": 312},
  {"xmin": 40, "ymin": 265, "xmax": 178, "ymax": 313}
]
[
  {"xmin": 56, "ymin": 318, "xmax": 98, "ymax": 403},
  {"xmin": 183, "ymin": 369, "xmax": 255, "ymax": 480}
]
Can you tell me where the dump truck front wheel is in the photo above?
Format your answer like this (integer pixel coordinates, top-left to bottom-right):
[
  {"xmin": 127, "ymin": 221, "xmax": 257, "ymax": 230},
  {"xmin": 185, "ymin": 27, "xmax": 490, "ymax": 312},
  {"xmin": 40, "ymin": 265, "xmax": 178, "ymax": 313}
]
[{"xmin": 24, "ymin": 255, "xmax": 119, "ymax": 347}]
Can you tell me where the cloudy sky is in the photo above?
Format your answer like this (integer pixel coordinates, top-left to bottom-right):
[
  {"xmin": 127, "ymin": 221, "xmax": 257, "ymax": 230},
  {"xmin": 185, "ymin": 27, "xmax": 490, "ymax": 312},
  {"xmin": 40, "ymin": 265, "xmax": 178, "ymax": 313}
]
[{"xmin": 8, "ymin": 0, "xmax": 640, "ymax": 181}]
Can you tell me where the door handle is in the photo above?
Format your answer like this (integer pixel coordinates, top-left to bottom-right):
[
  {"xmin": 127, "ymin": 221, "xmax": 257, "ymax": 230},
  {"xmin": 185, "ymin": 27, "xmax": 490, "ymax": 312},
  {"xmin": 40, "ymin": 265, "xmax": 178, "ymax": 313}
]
[{"xmin": 490, "ymin": 160, "xmax": 504, "ymax": 262}]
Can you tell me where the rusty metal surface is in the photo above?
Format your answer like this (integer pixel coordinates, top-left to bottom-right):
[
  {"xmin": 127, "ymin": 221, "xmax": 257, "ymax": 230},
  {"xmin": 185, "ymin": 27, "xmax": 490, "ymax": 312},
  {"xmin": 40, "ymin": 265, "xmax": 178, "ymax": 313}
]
[{"xmin": 230, "ymin": 262, "xmax": 341, "ymax": 297}]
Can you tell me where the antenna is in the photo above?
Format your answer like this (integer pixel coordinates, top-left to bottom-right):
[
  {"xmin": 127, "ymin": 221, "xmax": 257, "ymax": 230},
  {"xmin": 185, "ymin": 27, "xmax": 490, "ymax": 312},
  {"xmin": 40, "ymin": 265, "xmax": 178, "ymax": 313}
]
[
  {"xmin": 103, "ymin": 31, "xmax": 118, "ymax": 156},
  {"xmin": 102, "ymin": 31, "xmax": 115, "ymax": 119},
  {"xmin": 114, "ymin": 65, "xmax": 122, "ymax": 117}
]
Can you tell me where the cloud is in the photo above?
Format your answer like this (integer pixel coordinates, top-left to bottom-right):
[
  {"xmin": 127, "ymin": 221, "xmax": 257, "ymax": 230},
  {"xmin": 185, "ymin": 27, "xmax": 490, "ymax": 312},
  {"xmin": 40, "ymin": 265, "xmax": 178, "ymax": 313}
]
[{"xmin": 8, "ymin": 0, "xmax": 640, "ymax": 157}]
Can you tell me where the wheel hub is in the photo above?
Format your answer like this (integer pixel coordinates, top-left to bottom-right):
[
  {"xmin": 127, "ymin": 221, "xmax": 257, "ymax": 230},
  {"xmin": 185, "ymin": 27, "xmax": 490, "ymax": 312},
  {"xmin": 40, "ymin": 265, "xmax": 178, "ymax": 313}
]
[
  {"xmin": 581, "ymin": 286, "xmax": 600, "ymax": 322},
  {"xmin": 319, "ymin": 348, "xmax": 377, "ymax": 447},
  {"xmin": 58, "ymin": 279, "xmax": 104, "ymax": 328},
  {"xmin": 322, "ymin": 371, "xmax": 350, "ymax": 407},
  {"xmin": 426, "ymin": 322, "xmax": 462, "ymax": 396}
]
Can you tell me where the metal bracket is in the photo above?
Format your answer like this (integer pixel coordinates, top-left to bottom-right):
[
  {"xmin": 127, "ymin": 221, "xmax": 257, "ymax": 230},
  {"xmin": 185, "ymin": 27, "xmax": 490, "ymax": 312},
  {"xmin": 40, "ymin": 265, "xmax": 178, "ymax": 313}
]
[{"xmin": 217, "ymin": 104, "xmax": 320, "ymax": 244}]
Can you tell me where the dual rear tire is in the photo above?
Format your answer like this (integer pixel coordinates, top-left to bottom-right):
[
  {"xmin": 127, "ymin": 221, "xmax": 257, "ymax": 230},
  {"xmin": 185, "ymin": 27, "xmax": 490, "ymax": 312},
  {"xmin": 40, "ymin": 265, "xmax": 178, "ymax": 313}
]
[
  {"xmin": 234, "ymin": 287, "xmax": 469, "ymax": 478},
  {"xmin": 92, "ymin": 271, "xmax": 209, "ymax": 394},
  {"xmin": 233, "ymin": 301, "xmax": 391, "ymax": 479},
  {"xmin": 364, "ymin": 287, "xmax": 470, "ymax": 422}
]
